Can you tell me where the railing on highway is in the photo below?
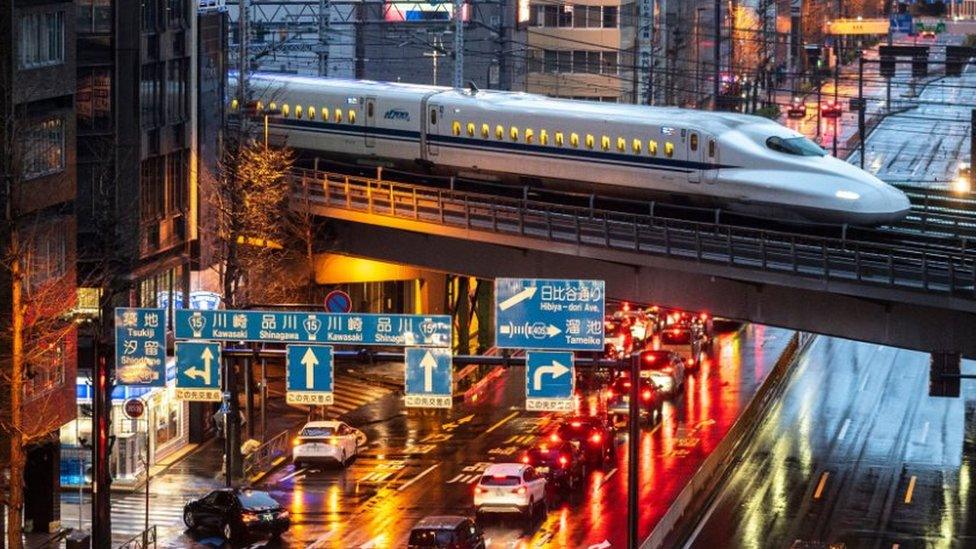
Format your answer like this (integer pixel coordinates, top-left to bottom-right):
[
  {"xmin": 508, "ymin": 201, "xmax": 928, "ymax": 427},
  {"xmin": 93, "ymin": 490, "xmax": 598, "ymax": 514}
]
[
  {"xmin": 242, "ymin": 429, "xmax": 290, "ymax": 480},
  {"xmin": 293, "ymin": 168, "xmax": 976, "ymax": 297}
]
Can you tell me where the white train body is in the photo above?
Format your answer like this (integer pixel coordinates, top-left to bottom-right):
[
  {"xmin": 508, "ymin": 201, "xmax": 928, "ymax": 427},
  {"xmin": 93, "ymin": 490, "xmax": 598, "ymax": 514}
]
[{"xmin": 245, "ymin": 73, "xmax": 910, "ymax": 225}]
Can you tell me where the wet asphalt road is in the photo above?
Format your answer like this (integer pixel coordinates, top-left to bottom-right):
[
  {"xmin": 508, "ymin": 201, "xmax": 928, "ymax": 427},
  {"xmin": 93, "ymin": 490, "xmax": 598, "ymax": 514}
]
[
  {"xmin": 686, "ymin": 336, "xmax": 976, "ymax": 549},
  {"xmin": 142, "ymin": 323, "xmax": 790, "ymax": 548}
]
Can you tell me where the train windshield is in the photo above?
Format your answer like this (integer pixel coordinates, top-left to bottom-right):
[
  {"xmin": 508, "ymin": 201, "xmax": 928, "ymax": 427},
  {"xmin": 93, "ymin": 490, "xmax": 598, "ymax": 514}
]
[{"xmin": 766, "ymin": 136, "xmax": 826, "ymax": 157}]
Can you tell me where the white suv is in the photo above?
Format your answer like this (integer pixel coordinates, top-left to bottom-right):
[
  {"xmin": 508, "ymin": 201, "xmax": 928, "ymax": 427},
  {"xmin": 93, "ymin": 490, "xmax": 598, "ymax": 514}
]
[
  {"xmin": 473, "ymin": 463, "xmax": 546, "ymax": 523},
  {"xmin": 292, "ymin": 420, "xmax": 366, "ymax": 469}
]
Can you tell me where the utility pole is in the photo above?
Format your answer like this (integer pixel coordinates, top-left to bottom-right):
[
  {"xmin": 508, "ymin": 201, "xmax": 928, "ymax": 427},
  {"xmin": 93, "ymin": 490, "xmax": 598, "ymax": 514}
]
[
  {"xmin": 626, "ymin": 353, "xmax": 640, "ymax": 549},
  {"xmin": 453, "ymin": 0, "xmax": 464, "ymax": 88},
  {"xmin": 424, "ymin": 36, "xmax": 443, "ymax": 85},
  {"xmin": 317, "ymin": 0, "xmax": 330, "ymax": 76},
  {"xmin": 971, "ymin": 109, "xmax": 975, "ymax": 189},
  {"xmin": 885, "ymin": 0, "xmax": 893, "ymax": 112},
  {"xmin": 713, "ymin": 0, "xmax": 721, "ymax": 109},
  {"xmin": 92, "ymin": 344, "xmax": 112, "ymax": 547},
  {"xmin": 858, "ymin": 52, "xmax": 865, "ymax": 168}
]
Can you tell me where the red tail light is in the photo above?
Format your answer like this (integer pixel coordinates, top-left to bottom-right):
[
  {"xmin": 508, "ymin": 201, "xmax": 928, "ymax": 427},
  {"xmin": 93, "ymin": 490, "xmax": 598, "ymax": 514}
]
[
  {"xmin": 642, "ymin": 389, "xmax": 653, "ymax": 401},
  {"xmin": 623, "ymin": 381, "xmax": 632, "ymax": 388},
  {"xmin": 558, "ymin": 456, "xmax": 568, "ymax": 467},
  {"xmin": 475, "ymin": 486, "xmax": 487, "ymax": 494},
  {"xmin": 686, "ymin": 358, "xmax": 694, "ymax": 366},
  {"xmin": 549, "ymin": 433, "xmax": 560, "ymax": 443},
  {"xmin": 521, "ymin": 455, "xmax": 530, "ymax": 464},
  {"xmin": 513, "ymin": 486, "xmax": 527, "ymax": 495},
  {"xmin": 571, "ymin": 421, "xmax": 582, "ymax": 428},
  {"xmin": 606, "ymin": 389, "xmax": 614, "ymax": 399},
  {"xmin": 590, "ymin": 433, "xmax": 602, "ymax": 444}
]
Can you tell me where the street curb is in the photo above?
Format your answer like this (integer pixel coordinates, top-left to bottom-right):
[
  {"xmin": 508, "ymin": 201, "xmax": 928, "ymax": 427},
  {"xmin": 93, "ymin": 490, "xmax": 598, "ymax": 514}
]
[
  {"xmin": 641, "ymin": 331, "xmax": 816, "ymax": 549},
  {"xmin": 247, "ymin": 456, "xmax": 288, "ymax": 486}
]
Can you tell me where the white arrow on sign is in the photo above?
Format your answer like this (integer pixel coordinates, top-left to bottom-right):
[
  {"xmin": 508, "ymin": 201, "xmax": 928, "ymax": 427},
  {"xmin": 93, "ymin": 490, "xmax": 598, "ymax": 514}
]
[
  {"xmin": 533, "ymin": 359, "xmax": 570, "ymax": 391},
  {"xmin": 184, "ymin": 346, "xmax": 214, "ymax": 383},
  {"xmin": 546, "ymin": 324, "xmax": 562, "ymax": 337},
  {"xmin": 420, "ymin": 351, "xmax": 438, "ymax": 392},
  {"xmin": 499, "ymin": 286, "xmax": 537, "ymax": 311},
  {"xmin": 587, "ymin": 540, "xmax": 611, "ymax": 549},
  {"xmin": 301, "ymin": 347, "xmax": 319, "ymax": 389}
]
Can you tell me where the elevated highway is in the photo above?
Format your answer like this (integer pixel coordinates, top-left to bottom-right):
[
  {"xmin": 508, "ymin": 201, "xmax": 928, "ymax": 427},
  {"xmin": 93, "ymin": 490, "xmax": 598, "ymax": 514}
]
[{"xmin": 292, "ymin": 168, "xmax": 976, "ymax": 357}]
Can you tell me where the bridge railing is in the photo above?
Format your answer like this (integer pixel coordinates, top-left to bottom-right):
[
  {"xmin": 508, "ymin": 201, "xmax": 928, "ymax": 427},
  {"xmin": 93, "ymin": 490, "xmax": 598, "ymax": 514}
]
[{"xmin": 293, "ymin": 168, "xmax": 976, "ymax": 298}]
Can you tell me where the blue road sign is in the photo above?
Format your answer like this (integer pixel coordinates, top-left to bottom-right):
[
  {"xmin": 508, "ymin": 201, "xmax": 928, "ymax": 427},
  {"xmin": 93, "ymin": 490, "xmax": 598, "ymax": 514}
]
[
  {"xmin": 525, "ymin": 351, "xmax": 575, "ymax": 412},
  {"xmin": 114, "ymin": 308, "xmax": 167, "ymax": 387},
  {"xmin": 494, "ymin": 278, "xmax": 605, "ymax": 351},
  {"xmin": 174, "ymin": 309, "xmax": 451, "ymax": 347},
  {"xmin": 324, "ymin": 290, "xmax": 352, "ymax": 313},
  {"xmin": 286, "ymin": 345, "xmax": 334, "ymax": 406},
  {"xmin": 175, "ymin": 342, "xmax": 222, "ymax": 402},
  {"xmin": 404, "ymin": 347, "xmax": 452, "ymax": 409}
]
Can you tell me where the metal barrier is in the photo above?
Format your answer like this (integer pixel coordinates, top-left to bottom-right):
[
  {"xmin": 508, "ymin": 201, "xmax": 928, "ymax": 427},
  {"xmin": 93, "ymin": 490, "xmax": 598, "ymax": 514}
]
[
  {"xmin": 117, "ymin": 525, "xmax": 156, "ymax": 549},
  {"xmin": 243, "ymin": 429, "xmax": 290, "ymax": 480},
  {"xmin": 293, "ymin": 169, "xmax": 976, "ymax": 299}
]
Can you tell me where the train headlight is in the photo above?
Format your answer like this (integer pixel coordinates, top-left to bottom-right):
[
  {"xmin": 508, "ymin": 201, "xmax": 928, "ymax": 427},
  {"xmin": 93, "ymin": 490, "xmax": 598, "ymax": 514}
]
[{"xmin": 834, "ymin": 190, "xmax": 861, "ymax": 201}]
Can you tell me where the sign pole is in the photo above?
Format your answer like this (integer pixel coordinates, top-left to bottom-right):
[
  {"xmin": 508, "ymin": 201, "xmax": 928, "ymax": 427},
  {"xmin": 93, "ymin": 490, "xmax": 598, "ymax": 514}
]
[
  {"xmin": 144, "ymin": 418, "xmax": 150, "ymax": 546},
  {"xmin": 91, "ymin": 344, "xmax": 112, "ymax": 548},
  {"xmin": 226, "ymin": 354, "xmax": 242, "ymax": 484},
  {"xmin": 859, "ymin": 51, "xmax": 866, "ymax": 169},
  {"xmin": 627, "ymin": 353, "xmax": 640, "ymax": 549}
]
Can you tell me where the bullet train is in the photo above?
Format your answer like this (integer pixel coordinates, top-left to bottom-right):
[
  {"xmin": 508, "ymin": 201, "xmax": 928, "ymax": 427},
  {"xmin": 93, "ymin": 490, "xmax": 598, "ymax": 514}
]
[{"xmin": 240, "ymin": 73, "xmax": 911, "ymax": 225}]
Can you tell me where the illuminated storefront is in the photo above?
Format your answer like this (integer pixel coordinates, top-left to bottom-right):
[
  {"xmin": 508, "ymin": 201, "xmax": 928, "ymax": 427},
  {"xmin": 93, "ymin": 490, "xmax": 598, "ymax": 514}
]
[{"xmin": 60, "ymin": 360, "xmax": 189, "ymax": 487}]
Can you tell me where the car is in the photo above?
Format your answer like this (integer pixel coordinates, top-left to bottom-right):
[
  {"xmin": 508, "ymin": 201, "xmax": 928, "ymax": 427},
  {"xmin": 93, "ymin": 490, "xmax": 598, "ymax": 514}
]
[
  {"xmin": 638, "ymin": 350, "xmax": 686, "ymax": 394},
  {"xmin": 473, "ymin": 463, "xmax": 547, "ymax": 524},
  {"xmin": 551, "ymin": 415, "xmax": 615, "ymax": 467},
  {"xmin": 920, "ymin": 30, "xmax": 937, "ymax": 39},
  {"xmin": 787, "ymin": 97, "xmax": 807, "ymax": 119},
  {"xmin": 292, "ymin": 420, "xmax": 367, "ymax": 468},
  {"xmin": 607, "ymin": 377, "xmax": 664, "ymax": 426},
  {"xmin": 408, "ymin": 516, "xmax": 486, "ymax": 548},
  {"xmin": 183, "ymin": 488, "xmax": 290, "ymax": 543},
  {"xmin": 520, "ymin": 441, "xmax": 586, "ymax": 494},
  {"xmin": 821, "ymin": 99, "xmax": 842, "ymax": 118}
]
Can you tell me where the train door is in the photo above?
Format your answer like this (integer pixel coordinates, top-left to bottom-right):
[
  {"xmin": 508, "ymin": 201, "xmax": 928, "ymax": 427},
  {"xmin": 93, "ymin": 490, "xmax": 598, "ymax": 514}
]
[
  {"xmin": 427, "ymin": 104, "xmax": 440, "ymax": 156},
  {"xmin": 365, "ymin": 97, "xmax": 376, "ymax": 148},
  {"xmin": 687, "ymin": 131, "xmax": 703, "ymax": 184},
  {"xmin": 705, "ymin": 136, "xmax": 718, "ymax": 184}
]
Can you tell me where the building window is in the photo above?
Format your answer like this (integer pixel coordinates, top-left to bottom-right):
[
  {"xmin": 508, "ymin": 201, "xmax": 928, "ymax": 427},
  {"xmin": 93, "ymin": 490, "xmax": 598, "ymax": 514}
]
[
  {"xmin": 165, "ymin": 150, "xmax": 187, "ymax": 214},
  {"xmin": 541, "ymin": 50, "xmax": 617, "ymax": 75},
  {"xmin": 78, "ymin": 68, "xmax": 112, "ymax": 131},
  {"xmin": 24, "ymin": 340, "xmax": 67, "ymax": 401},
  {"xmin": 141, "ymin": 63, "xmax": 164, "ymax": 128},
  {"xmin": 140, "ymin": 156, "xmax": 165, "ymax": 221},
  {"xmin": 26, "ymin": 225, "xmax": 68, "ymax": 288},
  {"xmin": 167, "ymin": 0, "xmax": 186, "ymax": 27},
  {"xmin": 22, "ymin": 118, "xmax": 65, "ymax": 179},
  {"xmin": 166, "ymin": 58, "xmax": 188, "ymax": 123},
  {"xmin": 77, "ymin": 0, "xmax": 113, "ymax": 34},
  {"xmin": 19, "ymin": 12, "xmax": 65, "ymax": 69},
  {"xmin": 533, "ymin": 4, "xmax": 573, "ymax": 27},
  {"xmin": 142, "ymin": 0, "xmax": 159, "ymax": 31},
  {"xmin": 602, "ymin": 6, "xmax": 618, "ymax": 28}
]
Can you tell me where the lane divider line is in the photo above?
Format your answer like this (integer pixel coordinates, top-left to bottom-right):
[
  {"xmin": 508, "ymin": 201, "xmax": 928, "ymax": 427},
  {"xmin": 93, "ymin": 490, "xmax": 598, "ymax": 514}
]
[
  {"xmin": 485, "ymin": 411, "xmax": 519, "ymax": 435},
  {"xmin": 280, "ymin": 467, "xmax": 307, "ymax": 482},
  {"xmin": 919, "ymin": 421, "xmax": 930, "ymax": 444},
  {"xmin": 813, "ymin": 472, "xmax": 830, "ymax": 499},
  {"xmin": 859, "ymin": 373, "xmax": 870, "ymax": 392},
  {"xmin": 904, "ymin": 475, "xmax": 917, "ymax": 504},
  {"xmin": 397, "ymin": 463, "xmax": 440, "ymax": 492},
  {"xmin": 838, "ymin": 418, "xmax": 851, "ymax": 441}
]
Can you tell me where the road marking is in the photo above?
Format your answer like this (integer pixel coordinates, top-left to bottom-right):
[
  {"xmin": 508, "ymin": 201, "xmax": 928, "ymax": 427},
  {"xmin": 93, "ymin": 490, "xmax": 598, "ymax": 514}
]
[
  {"xmin": 598, "ymin": 467, "xmax": 618, "ymax": 489},
  {"xmin": 280, "ymin": 467, "xmax": 307, "ymax": 482},
  {"xmin": 838, "ymin": 419, "xmax": 851, "ymax": 441},
  {"xmin": 587, "ymin": 540, "xmax": 612, "ymax": 549},
  {"xmin": 485, "ymin": 411, "xmax": 519, "ymax": 434},
  {"xmin": 446, "ymin": 473, "xmax": 481, "ymax": 484},
  {"xmin": 813, "ymin": 472, "xmax": 829, "ymax": 499},
  {"xmin": 919, "ymin": 421, "xmax": 930, "ymax": 444},
  {"xmin": 904, "ymin": 475, "xmax": 917, "ymax": 504},
  {"xmin": 306, "ymin": 529, "xmax": 335, "ymax": 549},
  {"xmin": 398, "ymin": 463, "xmax": 440, "ymax": 492},
  {"xmin": 859, "ymin": 373, "xmax": 870, "ymax": 392}
]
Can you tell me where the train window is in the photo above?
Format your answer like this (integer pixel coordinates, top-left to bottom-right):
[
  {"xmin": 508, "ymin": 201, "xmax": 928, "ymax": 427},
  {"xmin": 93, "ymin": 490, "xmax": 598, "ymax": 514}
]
[
  {"xmin": 367, "ymin": 102, "xmax": 374, "ymax": 117},
  {"xmin": 430, "ymin": 109, "xmax": 437, "ymax": 125},
  {"xmin": 348, "ymin": 109, "xmax": 356, "ymax": 123},
  {"xmin": 510, "ymin": 127, "xmax": 519, "ymax": 141},
  {"xmin": 269, "ymin": 102, "xmax": 277, "ymax": 111},
  {"xmin": 555, "ymin": 132, "xmax": 564, "ymax": 146},
  {"xmin": 586, "ymin": 134, "xmax": 594, "ymax": 149},
  {"xmin": 665, "ymin": 142, "xmax": 674, "ymax": 157},
  {"xmin": 708, "ymin": 140, "xmax": 716, "ymax": 158},
  {"xmin": 766, "ymin": 136, "xmax": 826, "ymax": 157},
  {"xmin": 467, "ymin": 122, "xmax": 476, "ymax": 137},
  {"xmin": 452, "ymin": 121, "xmax": 461, "ymax": 136},
  {"xmin": 321, "ymin": 107, "xmax": 329, "ymax": 120},
  {"xmin": 540, "ymin": 130, "xmax": 549, "ymax": 145},
  {"xmin": 570, "ymin": 133, "xmax": 579, "ymax": 147},
  {"xmin": 617, "ymin": 137, "xmax": 626, "ymax": 152},
  {"xmin": 308, "ymin": 106, "xmax": 315, "ymax": 120},
  {"xmin": 256, "ymin": 101, "xmax": 264, "ymax": 111},
  {"xmin": 482, "ymin": 123, "xmax": 490, "ymax": 138},
  {"xmin": 335, "ymin": 109, "xmax": 343, "ymax": 123},
  {"xmin": 601, "ymin": 136, "xmax": 610, "ymax": 151},
  {"xmin": 295, "ymin": 105, "xmax": 303, "ymax": 118},
  {"xmin": 496, "ymin": 125, "xmax": 504, "ymax": 139},
  {"xmin": 690, "ymin": 133, "xmax": 699, "ymax": 151},
  {"xmin": 281, "ymin": 104, "xmax": 290, "ymax": 117},
  {"xmin": 230, "ymin": 99, "xmax": 239, "ymax": 111},
  {"xmin": 648, "ymin": 140, "xmax": 658, "ymax": 156},
  {"xmin": 632, "ymin": 139, "xmax": 642, "ymax": 153},
  {"xmin": 525, "ymin": 128, "xmax": 534, "ymax": 143}
]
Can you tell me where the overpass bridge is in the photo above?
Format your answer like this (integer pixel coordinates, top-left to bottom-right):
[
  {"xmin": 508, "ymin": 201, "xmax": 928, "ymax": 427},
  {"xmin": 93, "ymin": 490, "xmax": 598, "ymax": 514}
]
[{"xmin": 290, "ymin": 168, "xmax": 976, "ymax": 357}]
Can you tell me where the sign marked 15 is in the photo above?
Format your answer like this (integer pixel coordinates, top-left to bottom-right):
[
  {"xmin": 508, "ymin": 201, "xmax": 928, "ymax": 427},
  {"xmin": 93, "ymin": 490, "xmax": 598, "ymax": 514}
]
[{"xmin": 286, "ymin": 345, "xmax": 334, "ymax": 406}]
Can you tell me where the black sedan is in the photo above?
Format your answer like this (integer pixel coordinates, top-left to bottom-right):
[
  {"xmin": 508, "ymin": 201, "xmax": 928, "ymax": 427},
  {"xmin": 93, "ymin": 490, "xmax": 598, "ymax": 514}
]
[
  {"xmin": 521, "ymin": 441, "xmax": 586, "ymax": 495},
  {"xmin": 183, "ymin": 488, "xmax": 290, "ymax": 543},
  {"xmin": 551, "ymin": 416, "xmax": 615, "ymax": 468}
]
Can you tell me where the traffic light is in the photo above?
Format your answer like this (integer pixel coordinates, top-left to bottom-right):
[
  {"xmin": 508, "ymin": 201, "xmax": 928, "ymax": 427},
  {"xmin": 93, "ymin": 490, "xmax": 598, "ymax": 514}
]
[{"xmin": 929, "ymin": 351, "xmax": 961, "ymax": 398}]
